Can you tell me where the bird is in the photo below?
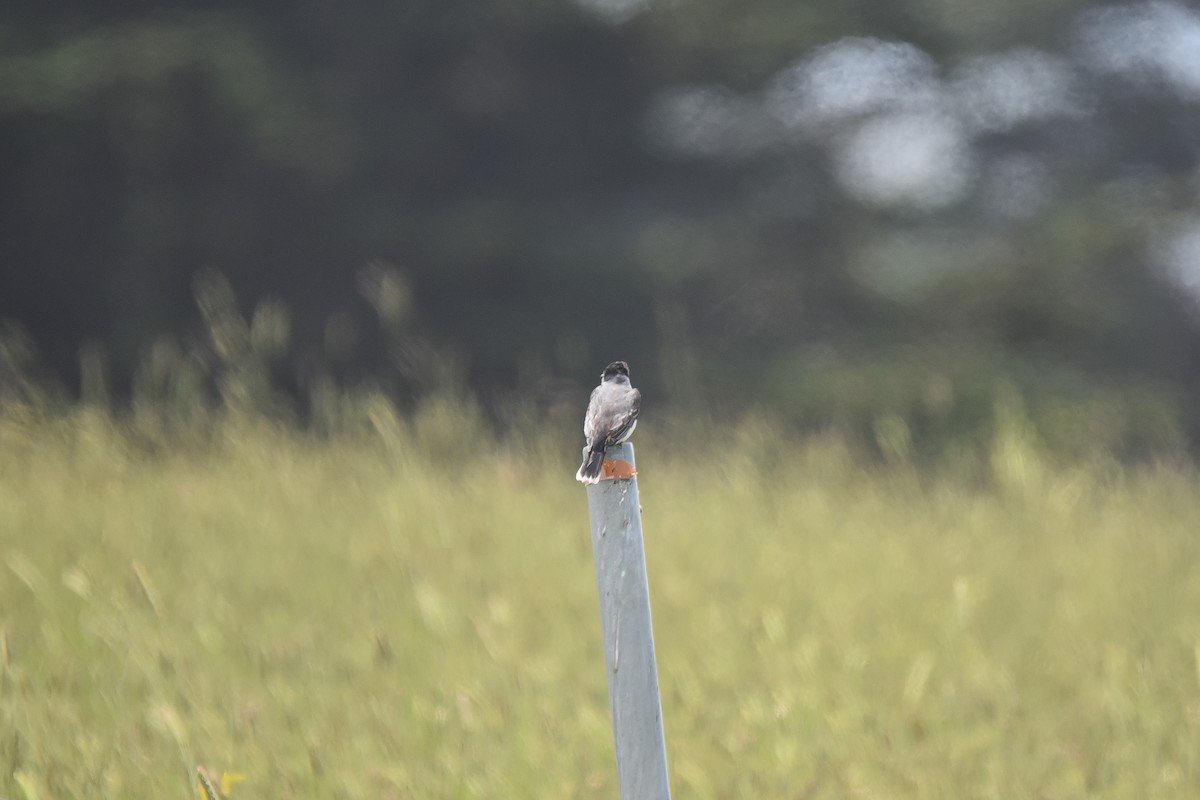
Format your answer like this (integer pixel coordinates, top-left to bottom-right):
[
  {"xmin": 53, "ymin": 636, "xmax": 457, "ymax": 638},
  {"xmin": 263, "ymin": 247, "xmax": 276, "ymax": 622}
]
[{"xmin": 576, "ymin": 360, "xmax": 641, "ymax": 484}]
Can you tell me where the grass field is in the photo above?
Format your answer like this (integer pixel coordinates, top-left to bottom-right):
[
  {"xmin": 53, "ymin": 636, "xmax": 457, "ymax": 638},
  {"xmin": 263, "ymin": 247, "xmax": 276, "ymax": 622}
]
[{"xmin": 2, "ymin": 403, "xmax": 1200, "ymax": 798}]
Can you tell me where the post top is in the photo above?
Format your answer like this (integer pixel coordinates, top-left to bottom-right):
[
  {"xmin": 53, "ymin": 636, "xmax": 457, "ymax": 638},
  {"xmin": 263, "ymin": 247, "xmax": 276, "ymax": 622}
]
[{"xmin": 600, "ymin": 442, "xmax": 636, "ymax": 481}]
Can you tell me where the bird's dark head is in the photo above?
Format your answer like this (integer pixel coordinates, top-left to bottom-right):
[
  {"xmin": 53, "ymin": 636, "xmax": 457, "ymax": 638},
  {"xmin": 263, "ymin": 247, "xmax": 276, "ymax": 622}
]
[{"xmin": 601, "ymin": 361, "xmax": 630, "ymax": 382}]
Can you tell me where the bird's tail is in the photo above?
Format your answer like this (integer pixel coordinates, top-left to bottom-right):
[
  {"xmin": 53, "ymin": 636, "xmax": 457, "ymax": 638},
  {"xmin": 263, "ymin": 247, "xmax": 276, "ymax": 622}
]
[{"xmin": 576, "ymin": 447, "xmax": 605, "ymax": 484}]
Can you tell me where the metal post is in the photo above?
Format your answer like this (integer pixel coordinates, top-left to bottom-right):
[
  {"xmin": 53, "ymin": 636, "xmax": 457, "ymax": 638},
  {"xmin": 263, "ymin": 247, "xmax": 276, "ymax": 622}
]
[{"xmin": 585, "ymin": 442, "xmax": 672, "ymax": 800}]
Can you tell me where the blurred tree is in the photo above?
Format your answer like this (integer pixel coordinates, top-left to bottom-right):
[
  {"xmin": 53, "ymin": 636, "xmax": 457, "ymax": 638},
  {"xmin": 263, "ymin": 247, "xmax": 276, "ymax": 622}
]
[{"xmin": 2, "ymin": 0, "xmax": 1200, "ymax": 452}]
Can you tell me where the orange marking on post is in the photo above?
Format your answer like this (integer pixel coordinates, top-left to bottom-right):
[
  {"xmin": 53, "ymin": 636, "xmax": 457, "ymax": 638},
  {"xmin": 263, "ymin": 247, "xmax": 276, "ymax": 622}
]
[{"xmin": 601, "ymin": 459, "xmax": 638, "ymax": 481}]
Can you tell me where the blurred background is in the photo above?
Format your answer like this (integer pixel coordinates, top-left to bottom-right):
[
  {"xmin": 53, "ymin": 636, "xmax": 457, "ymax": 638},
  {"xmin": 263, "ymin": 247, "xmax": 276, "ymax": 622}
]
[
  {"xmin": 4, "ymin": 0, "xmax": 1200, "ymax": 457},
  {"xmin": 8, "ymin": 6, "xmax": 1200, "ymax": 797}
]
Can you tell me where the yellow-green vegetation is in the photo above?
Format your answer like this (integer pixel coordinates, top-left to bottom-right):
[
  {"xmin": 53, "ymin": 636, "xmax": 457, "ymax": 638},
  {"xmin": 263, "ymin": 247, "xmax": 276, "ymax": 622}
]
[{"xmin": 2, "ymin": 402, "xmax": 1200, "ymax": 799}]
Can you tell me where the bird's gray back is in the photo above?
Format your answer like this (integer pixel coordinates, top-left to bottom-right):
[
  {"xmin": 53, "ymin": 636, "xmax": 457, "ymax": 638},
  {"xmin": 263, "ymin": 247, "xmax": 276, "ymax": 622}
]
[{"xmin": 585, "ymin": 380, "xmax": 639, "ymax": 442}]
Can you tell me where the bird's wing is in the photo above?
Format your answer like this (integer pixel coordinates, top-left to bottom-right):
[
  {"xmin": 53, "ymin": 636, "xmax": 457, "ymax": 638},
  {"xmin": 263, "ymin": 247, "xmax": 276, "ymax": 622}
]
[
  {"xmin": 602, "ymin": 387, "xmax": 640, "ymax": 446},
  {"xmin": 583, "ymin": 384, "xmax": 605, "ymax": 442}
]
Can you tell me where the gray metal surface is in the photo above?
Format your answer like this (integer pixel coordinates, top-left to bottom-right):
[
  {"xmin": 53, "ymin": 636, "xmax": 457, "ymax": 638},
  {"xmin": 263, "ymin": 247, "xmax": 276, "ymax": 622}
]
[{"xmin": 585, "ymin": 443, "xmax": 672, "ymax": 800}]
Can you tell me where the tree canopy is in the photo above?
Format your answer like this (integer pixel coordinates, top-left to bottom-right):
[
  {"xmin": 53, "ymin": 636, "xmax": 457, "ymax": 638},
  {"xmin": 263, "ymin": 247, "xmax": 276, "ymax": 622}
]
[{"xmin": 3, "ymin": 0, "xmax": 1200, "ymax": 453}]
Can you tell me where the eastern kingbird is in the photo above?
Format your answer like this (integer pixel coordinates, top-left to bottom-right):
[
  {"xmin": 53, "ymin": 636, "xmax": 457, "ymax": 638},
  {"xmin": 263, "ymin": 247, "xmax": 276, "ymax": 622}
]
[{"xmin": 576, "ymin": 360, "xmax": 641, "ymax": 484}]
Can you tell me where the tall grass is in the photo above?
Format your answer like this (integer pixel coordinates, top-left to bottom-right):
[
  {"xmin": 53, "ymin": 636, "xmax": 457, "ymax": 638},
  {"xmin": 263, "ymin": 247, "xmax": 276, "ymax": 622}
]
[{"xmin": 1, "ymin": 396, "xmax": 1199, "ymax": 799}]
